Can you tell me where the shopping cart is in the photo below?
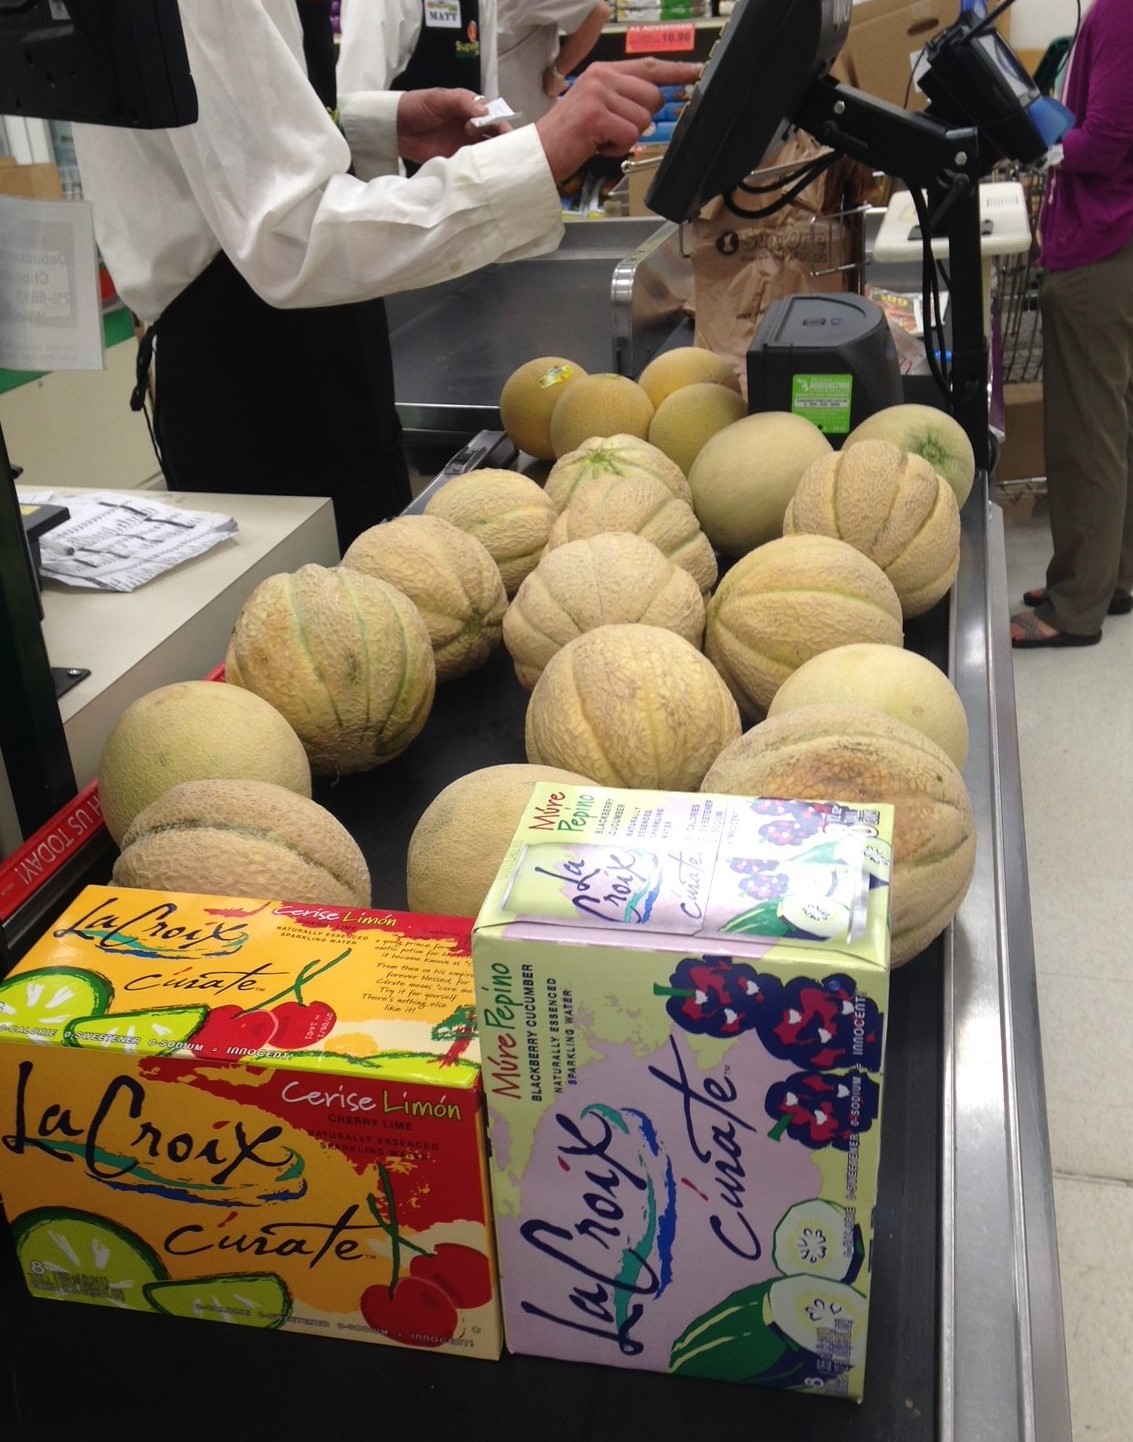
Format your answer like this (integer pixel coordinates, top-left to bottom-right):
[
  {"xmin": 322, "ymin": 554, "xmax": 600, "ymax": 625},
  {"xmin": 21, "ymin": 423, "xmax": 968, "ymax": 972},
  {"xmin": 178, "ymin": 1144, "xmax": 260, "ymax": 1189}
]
[{"xmin": 994, "ymin": 161, "xmax": 1046, "ymax": 386}]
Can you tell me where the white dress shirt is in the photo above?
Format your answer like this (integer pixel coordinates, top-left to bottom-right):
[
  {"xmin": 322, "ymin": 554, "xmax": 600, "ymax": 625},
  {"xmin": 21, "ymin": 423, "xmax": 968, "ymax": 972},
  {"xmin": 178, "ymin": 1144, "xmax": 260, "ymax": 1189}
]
[
  {"xmin": 73, "ymin": 0, "xmax": 559, "ymax": 324},
  {"xmin": 497, "ymin": 0, "xmax": 597, "ymax": 125}
]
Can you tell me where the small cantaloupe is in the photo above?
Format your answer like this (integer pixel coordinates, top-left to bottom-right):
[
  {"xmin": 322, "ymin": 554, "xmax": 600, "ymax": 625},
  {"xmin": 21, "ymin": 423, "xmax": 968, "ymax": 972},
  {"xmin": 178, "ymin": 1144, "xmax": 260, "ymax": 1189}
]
[
  {"xmin": 704, "ymin": 534, "xmax": 904, "ymax": 719},
  {"xmin": 648, "ymin": 381, "xmax": 747, "ymax": 476},
  {"xmin": 406, "ymin": 762, "xmax": 593, "ymax": 919},
  {"xmin": 702, "ymin": 703, "xmax": 976, "ymax": 966},
  {"xmin": 784, "ymin": 439, "xmax": 960, "ymax": 618},
  {"xmin": 549, "ymin": 373, "xmax": 655, "ymax": 457},
  {"xmin": 526, "ymin": 623, "xmax": 742, "ymax": 790},
  {"xmin": 342, "ymin": 513, "xmax": 507, "ymax": 682},
  {"xmin": 424, "ymin": 468, "xmax": 558, "ymax": 596},
  {"xmin": 636, "ymin": 346, "xmax": 742, "ymax": 409},
  {"xmin": 499, "ymin": 355, "xmax": 588, "ymax": 461},
  {"xmin": 503, "ymin": 532, "xmax": 706, "ymax": 689},
  {"xmin": 545, "ymin": 433, "xmax": 692, "ymax": 509},
  {"xmin": 113, "ymin": 778, "xmax": 371, "ymax": 908}
]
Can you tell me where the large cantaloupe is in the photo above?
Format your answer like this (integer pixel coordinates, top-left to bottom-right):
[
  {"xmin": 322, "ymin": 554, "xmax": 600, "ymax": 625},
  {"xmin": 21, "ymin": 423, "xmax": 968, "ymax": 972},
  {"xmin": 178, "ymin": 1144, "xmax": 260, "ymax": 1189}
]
[
  {"xmin": 636, "ymin": 345, "xmax": 742, "ymax": 410},
  {"xmin": 526, "ymin": 623, "xmax": 742, "ymax": 789},
  {"xmin": 342, "ymin": 514, "xmax": 507, "ymax": 682},
  {"xmin": 544, "ymin": 472, "xmax": 718, "ymax": 594},
  {"xmin": 549, "ymin": 373, "xmax": 655, "ymax": 457},
  {"xmin": 844, "ymin": 402, "xmax": 976, "ymax": 508},
  {"xmin": 688, "ymin": 411, "xmax": 833, "ymax": 558},
  {"xmin": 784, "ymin": 439, "xmax": 961, "ymax": 618},
  {"xmin": 545, "ymin": 433, "xmax": 692, "ymax": 509},
  {"xmin": 225, "ymin": 564, "xmax": 435, "ymax": 776},
  {"xmin": 98, "ymin": 680, "xmax": 311, "ymax": 846},
  {"xmin": 702, "ymin": 704, "xmax": 976, "ymax": 966},
  {"xmin": 113, "ymin": 778, "xmax": 371, "ymax": 907},
  {"xmin": 704, "ymin": 534, "xmax": 904, "ymax": 719},
  {"xmin": 406, "ymin": 762, "xmax": 593, "ymax": 919},
  {"xmin": 499, "ymin": 355, "xmax": 588, "ymax": 460},
  {"xmin": 768, "ymin": 642, "xmax": 969, "ymax": 769},
  {"xmin": 648, "ymin": 382, "xmax": 748, "ymax": 476},
  {"xmin": 503, "ymin": 533, "xmax": 706, "ymax": 689},
  {"xmin": 424, "ymin": 468, "xmax": 558, "ymax": 596}
]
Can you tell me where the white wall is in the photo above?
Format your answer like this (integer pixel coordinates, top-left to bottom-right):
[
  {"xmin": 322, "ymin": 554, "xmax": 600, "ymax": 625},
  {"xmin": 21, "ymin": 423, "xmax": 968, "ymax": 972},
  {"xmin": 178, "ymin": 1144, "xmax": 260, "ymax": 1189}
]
[{"xmin": 1008, "ymin": 0, "xmax": 1085, "ymax": 52}]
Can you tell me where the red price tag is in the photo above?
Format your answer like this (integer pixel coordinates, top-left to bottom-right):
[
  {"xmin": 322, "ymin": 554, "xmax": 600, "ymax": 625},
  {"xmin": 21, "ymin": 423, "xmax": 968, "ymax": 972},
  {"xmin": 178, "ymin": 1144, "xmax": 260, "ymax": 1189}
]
[{"xmin": 625, "ymin": 24, "xmax": 696, "ymax": 55}]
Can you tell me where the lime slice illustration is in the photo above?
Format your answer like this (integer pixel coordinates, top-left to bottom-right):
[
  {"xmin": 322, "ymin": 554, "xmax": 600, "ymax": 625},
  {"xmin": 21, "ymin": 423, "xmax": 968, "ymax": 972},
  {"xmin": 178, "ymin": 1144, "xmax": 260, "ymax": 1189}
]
[
  {"xmin": 144, "ymin": 1273, "xmax": 292, "ymax": 1329},
  {"xmin": 13, "ymin": 1207, "xmax": 166, "ymax": 1310},
  {"xmin": 63, "ymin": 1004, "xmax": 209, "ymax": 1054},
  {"xmin": 0, "ymin": 967, "xmax": 113, "ymax": 1044}
]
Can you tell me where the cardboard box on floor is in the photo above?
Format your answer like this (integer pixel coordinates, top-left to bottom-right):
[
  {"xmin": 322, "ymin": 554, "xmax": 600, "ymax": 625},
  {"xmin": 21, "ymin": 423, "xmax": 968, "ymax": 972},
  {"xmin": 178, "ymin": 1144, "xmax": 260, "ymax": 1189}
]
[
  {"xmin": 839, "ymin": 0, "xmax": 1011, "ymax": 113},
  {"xmin": 998, "ymin": 380, "xmax": 1045, "ymax": 483},
  {"xmin": 0, "ymin": 157, "xmax": 64, "ymax": 200}
]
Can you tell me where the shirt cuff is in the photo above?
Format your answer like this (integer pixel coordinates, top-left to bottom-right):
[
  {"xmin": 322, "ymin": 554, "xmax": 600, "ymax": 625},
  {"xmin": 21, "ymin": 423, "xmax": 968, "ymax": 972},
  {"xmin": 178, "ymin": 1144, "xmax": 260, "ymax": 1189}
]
[
  {"xmin": 338, "ymin": 90, "xmax": 404, "ymax": 182},
  {"xmin": 465, "ymin": 126, "xmax": 565, "ymax": 256}
]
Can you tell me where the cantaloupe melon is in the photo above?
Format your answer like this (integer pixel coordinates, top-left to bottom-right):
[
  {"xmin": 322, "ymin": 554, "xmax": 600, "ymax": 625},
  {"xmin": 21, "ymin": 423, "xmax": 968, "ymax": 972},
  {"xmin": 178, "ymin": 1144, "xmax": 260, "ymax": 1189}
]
[
  {"xmin": 225, "ymin": 564, "xmax": 435, "ymax": 776},
  {"xmin": 423, "ymin": 468, "xmax": 558, "ymax": 596},
  {"xmin": 503, "ymin": 533, "xmax": 706, "ymax": 689},
  {"xmin": 342, "ymin": 514, "xmax": 507, "ymax": 682},
  {"xmin": 113, "ymin": 778, "xmax": 371, "ymax": 907},
  {"xmin": 544, "ymin": 472, "xmax": 718, "ymax": 594},
  {"xmin": 549, "ymin": 373, "xmax": 655, "ymax": 457},
  {"xmin": 688, "ymin": 411, "xmax": 833, "ymax": 558},
  {"xmin": 768, "ymin": 642, "xmax": 969, "ymax": 769},
  {"xmin": 526, "ymin": 623, "xmax": 742, "ymax": 789},
  {"xmin": 648, "ymin": 382, "xmax": 748, "ymax": 476},
  {"xmin": 499, "ymin": 355, "xmax": 588, "ymax": 460},
  {"xmin": 636, "ymin": 346, "xmax": 742, "ymax": 409},
  {"xmin": 545, "ymin": 433, "xmax": 692, "ymax": 509},
  {"xmin": 844, "ymin": 402, "xmax": 976, "ymax": 508},
  {"xmin": 704, "ymin": 534, "xmax": 904, "ymax": 719},
  {"xmin": 98, "ymin": 680, "xmax": 312, "ymax": 846},
  {"xmin": 701, "ymin": 703, "xmax": 976, "ymax": 966},
  {"xmin": 406, "ymin": 762, "xmax": 593, "ymax": 919},
  {"xmin": 784, "ymin": 439, "xmax": 961, "ymax": 618}
]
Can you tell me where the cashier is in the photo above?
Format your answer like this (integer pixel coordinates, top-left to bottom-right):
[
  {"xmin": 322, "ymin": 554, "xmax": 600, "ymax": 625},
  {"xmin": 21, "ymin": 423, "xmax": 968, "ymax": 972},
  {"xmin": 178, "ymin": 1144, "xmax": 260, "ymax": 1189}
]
[{"xmin": 72, "ymin": 1, "xmax": 699, "ymax": 552}]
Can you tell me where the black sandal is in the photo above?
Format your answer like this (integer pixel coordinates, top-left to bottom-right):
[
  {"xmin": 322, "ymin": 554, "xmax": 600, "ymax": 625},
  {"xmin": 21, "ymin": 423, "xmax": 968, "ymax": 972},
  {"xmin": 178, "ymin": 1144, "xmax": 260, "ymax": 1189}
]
[{"xmin": 1022, "ymin": 586, "xmax": 1133, "ymax": 615}]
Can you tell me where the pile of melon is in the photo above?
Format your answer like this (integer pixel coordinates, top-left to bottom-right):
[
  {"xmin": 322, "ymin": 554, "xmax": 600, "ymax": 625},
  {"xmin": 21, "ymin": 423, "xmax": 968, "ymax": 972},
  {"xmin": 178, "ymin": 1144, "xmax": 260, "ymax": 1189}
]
[{"xmin": 96, "ymin": 342, "xmax": 981, "ymax": 967}]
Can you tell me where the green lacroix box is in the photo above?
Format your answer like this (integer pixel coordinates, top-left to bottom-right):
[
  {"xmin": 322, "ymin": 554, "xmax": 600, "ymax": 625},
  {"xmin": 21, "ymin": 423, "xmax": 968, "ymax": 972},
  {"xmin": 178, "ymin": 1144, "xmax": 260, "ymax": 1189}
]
[{"xmin": 472, "ymin": 785, "xmax": 893, "ymax": 1399}]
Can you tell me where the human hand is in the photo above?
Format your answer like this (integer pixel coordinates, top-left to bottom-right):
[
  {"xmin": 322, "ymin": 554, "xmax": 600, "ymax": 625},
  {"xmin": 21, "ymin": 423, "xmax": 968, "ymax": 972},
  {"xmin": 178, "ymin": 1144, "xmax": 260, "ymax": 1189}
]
[
  {"xmin": 535, "ymin": 58, "xmax": 701, "ymax": 183},
  {"xmin": 543, "ymin": 64, "xmax": 570, "ymax": 100},
  {"xmin": 395, "ymin": 88, "xmax": 505, "ymax": 164}
]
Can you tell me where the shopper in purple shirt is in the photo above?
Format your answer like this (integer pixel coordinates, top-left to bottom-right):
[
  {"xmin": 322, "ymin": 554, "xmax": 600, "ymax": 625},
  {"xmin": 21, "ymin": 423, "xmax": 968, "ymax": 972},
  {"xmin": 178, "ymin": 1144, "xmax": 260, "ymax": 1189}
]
[{"xmin": 1011, "ymin": 0, "xmax": 1133, "ymax": 647}]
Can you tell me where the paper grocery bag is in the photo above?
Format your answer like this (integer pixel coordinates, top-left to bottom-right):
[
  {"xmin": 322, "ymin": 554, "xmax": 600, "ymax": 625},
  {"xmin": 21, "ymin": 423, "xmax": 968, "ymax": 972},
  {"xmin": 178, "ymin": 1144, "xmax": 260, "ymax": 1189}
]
[{"xmin": 691, "ymin": 133, "xmax": 872, "ymax": 393}]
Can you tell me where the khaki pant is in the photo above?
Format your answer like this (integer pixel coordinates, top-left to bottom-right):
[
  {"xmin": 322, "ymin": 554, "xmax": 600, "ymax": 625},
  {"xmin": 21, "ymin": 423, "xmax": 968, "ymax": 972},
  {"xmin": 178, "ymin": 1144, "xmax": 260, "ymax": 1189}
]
[{"xmin": 1038, "ymin": 234, "xmax": 1133, "ymax": 633}]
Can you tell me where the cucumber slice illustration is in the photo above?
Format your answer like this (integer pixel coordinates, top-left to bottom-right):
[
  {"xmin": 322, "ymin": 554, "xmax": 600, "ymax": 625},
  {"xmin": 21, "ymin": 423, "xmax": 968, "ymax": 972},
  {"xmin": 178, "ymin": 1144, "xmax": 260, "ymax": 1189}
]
[
  {"xmin": 63, "ymin": 1004, "xmax": 209, "ymax": 1054},
  {"xmin": 0, "ymin": 966, "xmax": 113, "ymax": 1043},
  {"xmin": 767, "ymin": 1274, "xmax": 869, "ymax": 1371},
  {"xmin": 772, "ymin": 1199, "xmax": 864, "ymax": 1284},
  {"xmin": 144, "ymin": 1272, "xmax": 292, "ymax": 1329},
  {"xmin": 779, "ymin": 895, "xmax": 852, "ymax": 940},
  {"xmin": 13, "ymin": 1207, "xmax": 166, "ymax": 1310}
]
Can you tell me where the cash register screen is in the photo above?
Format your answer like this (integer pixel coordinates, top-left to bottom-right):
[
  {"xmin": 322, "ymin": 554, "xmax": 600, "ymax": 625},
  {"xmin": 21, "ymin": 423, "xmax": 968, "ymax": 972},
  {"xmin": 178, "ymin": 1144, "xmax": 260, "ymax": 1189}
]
[
  {"xmin": 0, "ymin": 0, "xmax": 196, "ymax": 127},
  {"xmin": 646, "ymin": 0, "xmax": 851, "ymax": 224}
]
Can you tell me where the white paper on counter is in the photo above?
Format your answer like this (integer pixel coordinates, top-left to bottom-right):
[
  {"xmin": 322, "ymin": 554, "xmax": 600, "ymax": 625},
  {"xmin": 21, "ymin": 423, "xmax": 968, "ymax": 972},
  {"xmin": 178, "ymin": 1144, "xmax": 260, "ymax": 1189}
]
[
  {"xmin": 0, "ymin": 194, "xmax": 104, "ymax": 371},
  {"xmin": 18, "ymin": 490, "xmax": 239, "ymax": 592}
]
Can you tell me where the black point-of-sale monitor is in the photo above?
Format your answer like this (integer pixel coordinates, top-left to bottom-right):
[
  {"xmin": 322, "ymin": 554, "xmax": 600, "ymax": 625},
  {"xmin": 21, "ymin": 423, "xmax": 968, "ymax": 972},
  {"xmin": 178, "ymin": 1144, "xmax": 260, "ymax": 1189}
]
[
  {"xmin": 646, "ymin": 0, "xmax": 852, "ymax": 225},
  {"xmin": 0, "ymin": 0, "xmax": 196, "ymax": 128}
]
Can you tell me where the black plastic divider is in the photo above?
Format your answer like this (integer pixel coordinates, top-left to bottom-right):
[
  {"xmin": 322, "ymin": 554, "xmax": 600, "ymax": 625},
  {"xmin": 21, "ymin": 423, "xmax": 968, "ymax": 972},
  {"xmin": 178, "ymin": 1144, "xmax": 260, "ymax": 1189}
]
[{"xmin": 0, "ymin": 607, "xmax": 950, "ymax": 1440}]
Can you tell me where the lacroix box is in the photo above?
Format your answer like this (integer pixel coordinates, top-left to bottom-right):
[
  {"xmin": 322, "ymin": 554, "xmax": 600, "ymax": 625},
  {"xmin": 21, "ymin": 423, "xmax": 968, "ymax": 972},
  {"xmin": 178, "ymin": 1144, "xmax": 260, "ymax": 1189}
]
[
  {"xmin": 0, "ymin": 888, "xmax": 500, "ymax": 1359},
  {"xmin": 472, "ymin": 785, "xmax": 893, "ymax": 1399}
]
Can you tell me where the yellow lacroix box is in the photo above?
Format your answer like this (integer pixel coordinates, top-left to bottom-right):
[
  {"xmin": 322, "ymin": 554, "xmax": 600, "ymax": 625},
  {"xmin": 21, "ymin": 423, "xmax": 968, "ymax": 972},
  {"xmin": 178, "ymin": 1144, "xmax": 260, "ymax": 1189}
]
[{"xmin": 0, "ymin": 887, "xmax": 500, "ymax": 1359}]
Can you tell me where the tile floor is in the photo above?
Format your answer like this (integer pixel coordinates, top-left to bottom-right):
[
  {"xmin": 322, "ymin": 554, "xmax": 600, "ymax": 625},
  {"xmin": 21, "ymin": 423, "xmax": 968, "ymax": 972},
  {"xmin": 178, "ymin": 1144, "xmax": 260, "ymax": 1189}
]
[{"xmin": 1000, "ymin": 495, "xmax": 1133, "ymax": 1442}]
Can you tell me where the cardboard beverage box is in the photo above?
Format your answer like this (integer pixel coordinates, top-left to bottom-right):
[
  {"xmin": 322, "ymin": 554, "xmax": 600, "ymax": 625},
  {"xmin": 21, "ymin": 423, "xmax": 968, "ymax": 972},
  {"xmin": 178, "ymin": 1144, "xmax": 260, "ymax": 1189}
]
[
  {"xmin": 472, "ymin": 784, "xmax": 893, "ymax": 1399},
  {"xmin": 0, "ymin": 888, "xmax": 501, "ymax": 1359}
]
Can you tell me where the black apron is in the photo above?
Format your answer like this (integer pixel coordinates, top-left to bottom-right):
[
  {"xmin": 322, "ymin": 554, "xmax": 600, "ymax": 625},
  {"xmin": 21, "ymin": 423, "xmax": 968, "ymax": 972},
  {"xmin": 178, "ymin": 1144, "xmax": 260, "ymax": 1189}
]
[
  {"xmin": 394, "ymin": 1, "xmax": 482, "ymax": 94},
  {"xmin": 138, "ymin": 0, "xmax": 411, "ymax": 553}
]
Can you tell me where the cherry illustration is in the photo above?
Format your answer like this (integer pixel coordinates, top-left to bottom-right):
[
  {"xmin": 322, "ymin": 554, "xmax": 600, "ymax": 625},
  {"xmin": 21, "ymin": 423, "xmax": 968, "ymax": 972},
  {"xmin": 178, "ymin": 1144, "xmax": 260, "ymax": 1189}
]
[
  {"xmin": 360, "ymin": 1276, "xmax": 458, "ymax": 1348},
  {"xmin": 188, "ymin": 1005, "xmax": 278, "ymax": 1060},
  {"xmin": 409, "ymin": 1243, "xmax": 492, "ymax": 1310},
  {"xmin": 270, "ymin": 999, "xmax": 337, "ymax": 1049}
]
